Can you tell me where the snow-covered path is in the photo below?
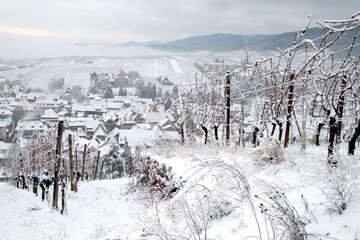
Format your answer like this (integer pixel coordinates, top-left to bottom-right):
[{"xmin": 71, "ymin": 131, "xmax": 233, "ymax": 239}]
[
  {"xmin": 154, "ymin": 59, "xmax": 158, "ymax": 78},
  {"xmin": 169, "ymin": 59, "xmax": 183, "ymax": 73}
]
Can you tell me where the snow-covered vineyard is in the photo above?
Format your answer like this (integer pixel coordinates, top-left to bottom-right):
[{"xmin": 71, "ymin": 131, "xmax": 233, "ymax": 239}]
[
  {"xmin": 1, "ymin": 142, "xmax": 360, "ymax": 239},
  {"xmin": 0, "ymin": 12, "xmax": 360, "ymax": 240}
]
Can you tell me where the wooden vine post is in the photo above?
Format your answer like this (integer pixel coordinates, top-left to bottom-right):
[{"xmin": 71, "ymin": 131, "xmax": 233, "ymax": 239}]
[
  {"xmin": 52, "ymin": 120, "xmax": 63, "ymax": 209},
  {"xmin": 81, "ymin": 144, "xmax": 87, "ymax": 181},
  {"xmin": 284, "ymin": 73, "xmax": 295, "ymax": 148},
  {"xmin": 68, "ymin": 134, "xmax": 75, "ymax": 191},
  {"xmin": 225, "ymin": 71, "xmax": 231, "ymax": 144},
  {"xmin": 94, "ymin": 151, "xmax": 100, "ymax": 180}
]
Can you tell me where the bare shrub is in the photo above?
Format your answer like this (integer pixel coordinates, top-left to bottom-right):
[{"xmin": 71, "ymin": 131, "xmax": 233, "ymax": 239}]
[
  {"xmin": 320, "ymin": 156, "xmax": 359, "ymax": 214},
  {"xmin": 11, "ymin": 129, "xmax": 57, "ymax": 176},
  {"xmin": 256, "ymin": 192, "xmax": 307, "ymax": 240},
  {"xmin": 137, "ymin": 173, "xmax": 236, "ymax": 239}
]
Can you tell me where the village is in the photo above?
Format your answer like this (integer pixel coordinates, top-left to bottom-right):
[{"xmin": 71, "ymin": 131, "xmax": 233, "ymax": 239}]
[
  {"xmin": 0, "ymin": 55, "xmax": 262, "ymax": 178},
  {"xmin": 0, "ymin": 69, "xmax": 186, "ymax": 177}
]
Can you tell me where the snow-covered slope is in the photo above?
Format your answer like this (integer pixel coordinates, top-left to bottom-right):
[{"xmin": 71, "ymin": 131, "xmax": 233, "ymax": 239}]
[{"xmin": 1, "ymin": 141, "xmax": 360, "ymax": 239}]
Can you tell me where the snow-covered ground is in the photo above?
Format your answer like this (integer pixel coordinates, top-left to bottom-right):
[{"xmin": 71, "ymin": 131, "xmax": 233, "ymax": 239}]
[
  {"xmin": 2, "ymin": 56, "xmax": 200, "ymax": 91},
  {"xmin": 1, "ymin": 140, "xmax": 360, "ymax": 239}
]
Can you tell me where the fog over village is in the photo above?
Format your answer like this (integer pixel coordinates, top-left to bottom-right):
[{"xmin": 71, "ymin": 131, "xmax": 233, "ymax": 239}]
[{"xmin": 0, "ymin": 1, "xmax": 360, "ymax": 239}]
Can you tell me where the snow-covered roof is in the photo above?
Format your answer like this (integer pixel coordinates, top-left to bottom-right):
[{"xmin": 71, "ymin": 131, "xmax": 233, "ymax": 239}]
[
  {"xmin": 106, "ymin": 102, "xmax": 120, "ymax": 110},
  {"xmin": 0, "ymin": 141, "xmax": 11, "ymax": 150},
  {"xmin": 99, "ymin": 143, "xmax": 111, "ymax": 157},
  {"xmin": 88, "ymin": 138, "xmax": 100, "ymax": 150},
  {"xmin": 0, "ymin": 118, "xmax": 12, "ymax": 127},
  {"xmin": 16, "ymin": 92, "xmax": 44, "ymax": 100},
  {"xmin": 94, "ymin": 124, "xmax": 107, "ymax": 137},
  {"xmin": 10, "ymin": 100, "xmax": 33, "ymax": 111},
  {"xmin": 41, "ymin": 109, "xmax": 58, "ymax": 119},
  {"xmin": 72, "ymin": 104, "xmax": 86, "ymax": 112},
  {"xmin": 77, "ymin": 128, "xmax": 86, "ymax": 138},
  {"xmin": 159, "ymin": 118, "xmax": 170, "ymax": 127},
  {"xmin": 108, "ymin": 127, "xmax": 120, "ymax": 143},
  {"xmin": 117, "ymin": 128, "xmax": 178, "ymax": 147},
  {"xmin": 85, "ymin": 120, "xmax": 100, "ymax": 131},
  {"xmin": 0, "ymin": 109, "xmax": 12, "ymax": 116},
  {"xmin": 57, "ymin": 110, "xmax": 68, "ymax": 117},
  {"xmin": 34, "ymin": 99, "xmax": 59, "ymax": 107},
  {"xmin": 16, "ymin": 120, "xmax": 48, "ymax": 132},
  {"xmin": 144, "ymin": 112, "xmax": 168, "ymax": 123}
]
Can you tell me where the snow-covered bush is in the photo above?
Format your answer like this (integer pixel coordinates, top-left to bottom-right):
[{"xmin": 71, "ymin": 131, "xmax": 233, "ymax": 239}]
[
  {"xmin": 250, "ymin": 137, "xmax": 285, "ymax": 165},
  {"xmin": 122, "ymin": 137, "xmax": 135, "ymax": 177},
  {"xmin": 135, "ymin": 156, "xmax": 180, "ymax": 199},
  {"xmin": 102, "ymin": 144, "xmax": 124, "ymax": 179}
]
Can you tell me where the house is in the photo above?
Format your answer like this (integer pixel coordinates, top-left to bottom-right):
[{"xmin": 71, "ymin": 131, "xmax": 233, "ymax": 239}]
[
  {"xmin": 93, "ymin": 124, "xmax": 107, "ymax": 140},
  {"xmin": 41, "ymin": 109, "xmax": 59, "ymax": 123},
  {"xmin": 106, "ymin": 102, "xmax": 120, "ymax": 112},
  {"xmin": 72, "ymin": 104, "xmax": 86, "ymax": 117},
  {"xmin": 144, "ymin": 111, "xmax": 174, "ymax": 125},
  {"xmin": 85, "ymin": 120, "xmax": 100, "ymax": 140},
  {"xmin": 0, "ymin": 109, "xmax": 12, "ymax": 119},
  {"xmin": 83, "ymin": 104, "xmax": 106, "ymax": 117},
  {"xmin": 33, "ymin": 99, "xmax": 64, "ymax": 119},
  {"xmin": 77, "ymin": 128, "xmax": 86, "ymax": 139},
  {"xmin": 114, "ymin": 75, "xmax": 128, "ymax": 88},
  {"xmin": 90, "ymin": 72, "xmax": 99, "ymax": 86},
  {"xmin": 15, "ymin": 92, "xmax": 40, "ymax": 103},
  {"xmin": 104, "ymin": 119, "xmax": 118, "ymax": 133},
  {"xmin": 134, "ymin": 123, "xmax": 152, "ymax": 130},
  {"xmin": 164, "ymin": 98, "xmax": 173, "ymax": 111},
  {"xmin": 148, "ymin": 104, "xmax": 159, "ymax": 113},
  {"xmin": 157, "ymin": 117, "xmax": 177, "ymax": 132},
  {"xmin": 132, "ymin": 113, "xmax": 145, "ymax": 123},
  {"xmin": 88, "ymin": 138, "xmax": 100, "ymax": 153},
  {"xmin": 158, "ymin": 76, "xmax": 173, "ymax": 85},
  {"xmin": 58, "ymin": 109, "xmax": 71, "ymax": 118},
  {"xmin": 119, "ymin": 121, "xmax": 136, "ymax": 130},
  {"xmin": 88, "ymin": 137, "xmax": 108, "ymax": 153},
  {"xmin": 0, "ymin": 141, "xmax": 11, "ymax": 162},
  {"xmin": 11, "ymin": 102, "xmax": 26, "ymax": 119},
  {"xmin": 0, "ymin": 119, "xmax": 11, "ymax": 141},
  {"xmin": 15, "ymin": 120, "xmax": 48, "ymax": 138},
  {"xmin": 89, "ymin": 87, "xmax": 97, "ymax": 95},
  {"xmin": 107, "ymin": 127, "xmax": 120, "ymax": 144},
  {"xmin": 65, "ymin": 118, "xmax": 86, "ymax": 132},
  {"xmin": 94, "ymin": 106, "xmax": 107, "ymax": 117}
]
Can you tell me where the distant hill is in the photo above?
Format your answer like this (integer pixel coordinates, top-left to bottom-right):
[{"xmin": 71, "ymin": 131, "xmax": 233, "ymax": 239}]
[
  {"xmin": 148, "ymin": 27, "xmax": 360, "ymax": 55},
  {"xmin": 73, "ymin": 28, "xmax": 359, "ymax": 57},
  {"xmin": 115, "ymin": 41, "xmax": 145, "ymax": 48}
]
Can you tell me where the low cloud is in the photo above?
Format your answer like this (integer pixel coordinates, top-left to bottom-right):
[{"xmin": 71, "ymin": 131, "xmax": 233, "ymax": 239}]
[{"xmin": 0, "ymin": 25, "xmax": 71, "ymax": 38}]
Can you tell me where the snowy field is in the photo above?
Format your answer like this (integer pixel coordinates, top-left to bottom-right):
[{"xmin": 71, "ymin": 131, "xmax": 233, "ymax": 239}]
[
  {"xmin": 1, "ymin": 53, "xmax": 262, "ymax": 94},
  {"xmin": 1, "ymin": 141, "xmax": 360, "ymax": 240},
  {"xmin": 1, "ymin": 56, "xmax": 204, "ymax": 91}
]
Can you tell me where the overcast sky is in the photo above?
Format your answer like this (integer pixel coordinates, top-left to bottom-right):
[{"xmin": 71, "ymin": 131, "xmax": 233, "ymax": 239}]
[{"xmin": 0, "ymin": 0, "xmax": 358, "ymax": 59}]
